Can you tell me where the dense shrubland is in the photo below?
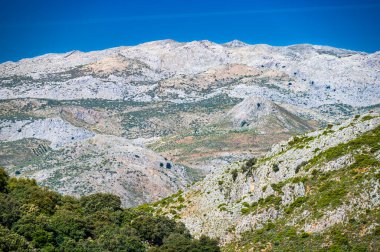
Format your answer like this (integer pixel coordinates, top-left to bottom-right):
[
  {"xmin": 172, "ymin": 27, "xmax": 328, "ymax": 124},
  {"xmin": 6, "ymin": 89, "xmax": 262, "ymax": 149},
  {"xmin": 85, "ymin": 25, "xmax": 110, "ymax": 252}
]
[{"xmin": 0, "ymin": 168, "xmax": 220, "ymax": 252}]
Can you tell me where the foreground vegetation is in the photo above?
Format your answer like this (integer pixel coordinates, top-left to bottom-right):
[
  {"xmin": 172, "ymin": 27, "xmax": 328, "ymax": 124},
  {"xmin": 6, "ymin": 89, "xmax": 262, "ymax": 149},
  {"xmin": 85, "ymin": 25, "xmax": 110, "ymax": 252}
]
[{"xmin": 0, "ymin": 168, "xmax": 220, "ymax": 252}]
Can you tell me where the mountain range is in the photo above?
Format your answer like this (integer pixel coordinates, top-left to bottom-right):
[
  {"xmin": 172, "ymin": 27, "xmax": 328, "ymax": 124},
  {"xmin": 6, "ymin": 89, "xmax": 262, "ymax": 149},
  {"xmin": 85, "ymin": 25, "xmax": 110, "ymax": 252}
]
[{"xmin": 0, "ymin": 40, "xmax": 379, "ymax": 209}]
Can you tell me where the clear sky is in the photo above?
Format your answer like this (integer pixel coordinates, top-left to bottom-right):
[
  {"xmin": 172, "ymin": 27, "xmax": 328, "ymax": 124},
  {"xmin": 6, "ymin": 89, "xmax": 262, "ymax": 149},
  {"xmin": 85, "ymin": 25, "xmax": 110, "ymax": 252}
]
[{"xmin": 0, "ymin": 0, "xmax": 379, "ymax": 63}]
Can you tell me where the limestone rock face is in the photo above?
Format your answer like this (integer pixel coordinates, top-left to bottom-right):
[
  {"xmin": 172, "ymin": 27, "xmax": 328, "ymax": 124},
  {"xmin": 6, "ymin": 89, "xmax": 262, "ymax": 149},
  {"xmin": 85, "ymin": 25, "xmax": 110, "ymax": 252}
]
[
  {"xmin": 154, "ymin": 114, "xmax": 380, "ymax": 244},
  {"xmin": 0, "ymin": 118, "xmax": 95, "ymax": 149}
]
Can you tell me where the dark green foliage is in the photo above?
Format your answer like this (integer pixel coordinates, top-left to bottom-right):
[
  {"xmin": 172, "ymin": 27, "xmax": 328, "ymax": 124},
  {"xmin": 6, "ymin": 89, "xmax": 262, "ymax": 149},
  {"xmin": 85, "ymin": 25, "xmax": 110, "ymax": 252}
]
[
  {"xmin": 0, "ymin": 167, "xmax": 9, "ymax": 192},
  {"xmin": 0, "ymin": 169, "xmax": 219, "ymax": 251},
  {"xmin": 12, "ymin": 213, "xmax": 54, "ymax": 249},
  {"xmin": 242, "ymin": 157, "xmax": 257, "ymax": 174},
  {"xmin": 0, "ymin": 225, "xmax": 31, "ymax": 251},
  {"xmin": 0, "ymin": 194, "xmax": 21, "ymax": 228},
  {"xmin": 156, "ymin": 234, "xmax": 220, "ymax": 252},
  {"xmin": 80, "ymin": 193, "xmax": 122, "ymax": 213},
  {"xmin": 50, "ymin": 209, "xmax": 90, "ymax": 243},
  {"xmin": 231, "ymin": 169, "xmax": 239, "ymax": 181},
  {"xmin": 131, "ymin": 215, "xmax": 189, "ymax": 246},
  {"xmin": 295, "ymin": 161, "xmax": 308, "ymax": 173},
  {"xmin": 272, "ymin": 163, "xmax": 280, "ymax": 172},
  {"xmin": 7, "ymin": 177, "xmax": 61, "ymax": 214}
]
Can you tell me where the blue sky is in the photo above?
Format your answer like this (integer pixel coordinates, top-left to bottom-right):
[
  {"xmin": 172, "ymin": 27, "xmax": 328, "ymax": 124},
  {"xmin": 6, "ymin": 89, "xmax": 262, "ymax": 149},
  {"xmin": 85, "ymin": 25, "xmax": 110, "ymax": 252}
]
[{"xmin": 0, "ymin": 0, "xmax": 379, "ymax": 62}]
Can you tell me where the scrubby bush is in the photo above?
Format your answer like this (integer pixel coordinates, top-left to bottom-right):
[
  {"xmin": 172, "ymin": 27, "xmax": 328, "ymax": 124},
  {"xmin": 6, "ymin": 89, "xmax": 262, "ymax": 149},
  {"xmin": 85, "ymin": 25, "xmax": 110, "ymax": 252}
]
[
  {"xmin": 242, "ymin": 157, "xmax": 257, "ymax": 174},
  {"xmin": 231, "ymin": 169, "xmax": 239, "ymax": 181},
  {"xmin": 272, "ymin": 164, "xmax": 280, "ymax": 172}
]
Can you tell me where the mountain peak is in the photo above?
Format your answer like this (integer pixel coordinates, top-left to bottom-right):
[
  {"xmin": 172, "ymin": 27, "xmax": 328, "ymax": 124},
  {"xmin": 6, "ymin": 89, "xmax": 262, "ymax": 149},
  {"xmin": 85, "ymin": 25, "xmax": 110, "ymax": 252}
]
[{"xmin": 223, "ymin": 40, "xmax": 249, "ymax": 48}]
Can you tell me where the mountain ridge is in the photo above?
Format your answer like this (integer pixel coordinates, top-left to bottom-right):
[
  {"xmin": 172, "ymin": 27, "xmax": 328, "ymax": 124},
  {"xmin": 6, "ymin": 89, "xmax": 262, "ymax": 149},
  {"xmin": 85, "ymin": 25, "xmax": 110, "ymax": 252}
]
[
  {"xmin": 1, "ymin": 39, "xmax": 375, "ymax": 65},
  {"xmin": 0, "ymin": 39, "xmax": 379, "ymax": 209}
]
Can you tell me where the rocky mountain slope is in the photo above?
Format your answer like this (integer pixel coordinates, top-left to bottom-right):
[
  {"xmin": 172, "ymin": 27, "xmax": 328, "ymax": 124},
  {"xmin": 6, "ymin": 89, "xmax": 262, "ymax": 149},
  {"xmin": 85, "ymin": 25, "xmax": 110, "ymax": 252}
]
[
  {"xmin": 0, "ymin": 117, "xmax": 188, "ymax": 207},
  {"xmin": 150, "ymin": 113, "xmax": 380, "ymax": 250},
  {"xmin": 1, "ymin": 40, "xmax": 379, "ymax": 109},
  {"xmin": 0, "ymin": 40, "xmax": 379, "ymax": 207}
]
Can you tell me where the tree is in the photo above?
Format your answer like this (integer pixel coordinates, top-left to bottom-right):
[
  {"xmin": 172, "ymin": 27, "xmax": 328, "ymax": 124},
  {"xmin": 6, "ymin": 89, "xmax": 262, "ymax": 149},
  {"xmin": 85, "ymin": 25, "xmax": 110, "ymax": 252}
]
[
  {"xmin": 0, "ymin": 169, "xmax": 221, "ymax": 251},
  {"xmin": 97, "ymin": 228, "xmax": 145, "ymax": 252},
  {"xmin": 160, "ymin": 233, "xmax": 193, "ymax": 252},
  {"xmin": 12, "ymin": 214, "xmax": 54, "ymax": 249},
  {"xmin": 0, "ymin": 194, "xmax": 21, "ymax": 228},
  {"xmin": 159, "ymin": 234, "xmax": 220, "ymax": 252},
  {"xmin": 81, "ymin": 193, "xmax": 122, "ymax": 213},
  {"xmin": 50, "ymin": 209, "xmax": 90, "ymax": 244},
  {"xmin": 131, "ymin": 215, "xmax": 189, "ymax": 245},
  {"xmin": 0, "ymin": 225, "xmax": 31, "ymax": 251},
  {"xmin": 0, "ymin": 167, "xmax": 9, "ymax": 192},
  {"xmin": 7, "ymin": 177, "xmax": 61, "ymax": 214},
  {"xmin": 196, "ymin": 235, "xmax": 220, "ymax": 252}
]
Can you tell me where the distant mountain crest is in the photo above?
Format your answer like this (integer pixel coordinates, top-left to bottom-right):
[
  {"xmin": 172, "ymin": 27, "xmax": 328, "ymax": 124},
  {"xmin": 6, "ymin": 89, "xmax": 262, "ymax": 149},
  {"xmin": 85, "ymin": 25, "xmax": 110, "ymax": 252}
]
[{"xmin": 223, "ymin": 39, "xmax": 249, "ymax": 48}]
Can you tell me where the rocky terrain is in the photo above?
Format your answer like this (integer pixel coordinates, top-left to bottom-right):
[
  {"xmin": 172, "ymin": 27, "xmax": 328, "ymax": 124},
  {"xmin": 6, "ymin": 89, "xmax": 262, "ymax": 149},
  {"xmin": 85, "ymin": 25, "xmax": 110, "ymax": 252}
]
[
  {"xmin": 152, "ymin": 113, "xmax": 380, "ymax": 250},
  {"xmin": 0, "ymin": 117, "xmax": 188, "ymax": 207},
  {"xmin": 0, "ymin": 40, "xmax": 379, "ymax": 207}
]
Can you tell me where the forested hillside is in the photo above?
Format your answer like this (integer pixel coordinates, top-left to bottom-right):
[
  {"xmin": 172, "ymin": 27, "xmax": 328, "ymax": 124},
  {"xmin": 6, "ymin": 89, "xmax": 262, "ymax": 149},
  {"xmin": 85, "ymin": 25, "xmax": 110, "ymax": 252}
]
[{"xmin": 0, "ymin": 168, "xmax": 219, "ymax": 252}]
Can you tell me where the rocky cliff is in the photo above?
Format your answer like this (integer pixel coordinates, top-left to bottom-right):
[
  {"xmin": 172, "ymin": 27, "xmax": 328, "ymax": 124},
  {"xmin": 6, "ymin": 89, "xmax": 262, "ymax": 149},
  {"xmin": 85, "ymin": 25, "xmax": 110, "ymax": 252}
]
[{"xmin": 151, "ymin": 113, "xmax": 380, "ymax": 250}]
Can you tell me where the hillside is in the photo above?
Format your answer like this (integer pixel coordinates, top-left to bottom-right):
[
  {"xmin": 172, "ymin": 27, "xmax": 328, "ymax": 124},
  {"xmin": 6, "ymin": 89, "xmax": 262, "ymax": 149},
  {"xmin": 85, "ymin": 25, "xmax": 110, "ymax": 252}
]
[
  {"xmin": 0, "ymin": 168, "xmax": 220, "ymax": 251},
  {"xmin": 150, "ymin": 113, "xmax": 380, "ymax": 251},
  {"xmin": 1, "ymin": 40, "xmax": 379, "ymax": 206}
]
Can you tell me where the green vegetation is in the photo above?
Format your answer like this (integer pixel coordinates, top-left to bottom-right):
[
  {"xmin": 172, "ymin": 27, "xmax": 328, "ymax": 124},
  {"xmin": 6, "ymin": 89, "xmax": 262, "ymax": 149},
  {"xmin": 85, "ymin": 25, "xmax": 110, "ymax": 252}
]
[
  {"xmin": 230, "ymin": 121, "xmax": 380, "ymax": 251},
  {"xmin": 295, "ymin": 161, "xmax": 308, "ymax": 173},
  {"xmin": 361, "ymin": 115, "xmax": 377, "ymax": 121},
  {"xmin": 288, "ymin": 135, "xmax": 315, "ymax": 149},
  {"xmin": 231, "ymin": 169, "xmax": 239, "ymax": 181},
  {"xmin": 217, "ymin": 203, "xmax": 228, "ymax": 212},
  {"xmin": 122, "ymin": 94, "xmax": 242, "ymax": 138},
  {"xmin": 224, "ymin": 210, "xmax": 380, "ymax": 252},
  {"xmin": 305, "ymin": 125, "xmax": 380, "ymax": 171},
  {"xmin": 0, "ymin": 168, "xmax": 220, "ymax": 251},
  {"xmin": 241, "ymin": 195, "xmax": 282, "ymax": 215},
  {"xmin": 241, "ymin": 157, "xmax": 257, "ymax": 175},
  {"xmin": 272, "ymin": 163, "xmax": 280, "ymax": 172},
  {"xmin": 284, "ymin": 196, "xmax": 308, "ymax": 214}
]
